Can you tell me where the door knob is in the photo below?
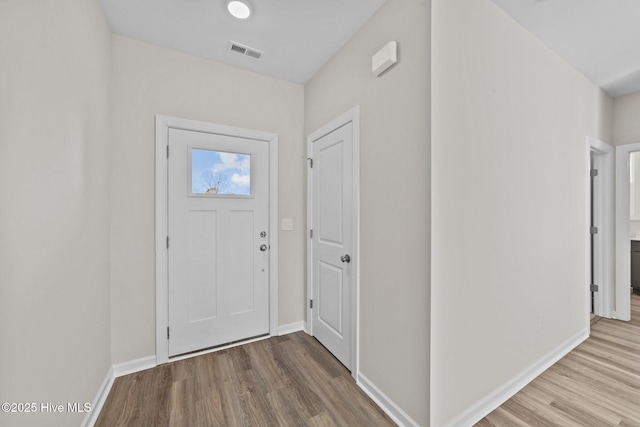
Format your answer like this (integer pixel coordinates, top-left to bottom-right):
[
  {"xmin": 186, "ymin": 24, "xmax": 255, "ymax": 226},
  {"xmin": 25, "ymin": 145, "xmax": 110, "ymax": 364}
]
[
  {"xmin": 260, "ymin": 244, "xmax": 268, "ymax": 251},
  {"xmin": 340, "ymin": 254, "xmax": 351, "ymax": 263}
]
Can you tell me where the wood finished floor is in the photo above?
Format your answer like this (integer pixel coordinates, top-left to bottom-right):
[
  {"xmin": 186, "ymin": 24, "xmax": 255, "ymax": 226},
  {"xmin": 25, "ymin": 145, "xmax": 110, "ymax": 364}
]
[
  {"xmin": 477, "ymin": 294, "xmax": 640, "ymax": 427},
  {"xmin": 96, "ymin": 297, "xmax": 639, "ymax": 427},
  {"xmin": 95, "ymin": 332, "xmax": 395, "ymax": 427}
]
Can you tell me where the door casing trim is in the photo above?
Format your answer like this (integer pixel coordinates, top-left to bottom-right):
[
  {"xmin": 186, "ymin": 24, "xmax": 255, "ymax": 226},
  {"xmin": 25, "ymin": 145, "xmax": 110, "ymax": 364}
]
[
  {"xmin": 306, "ymin": 106, "xmax": 360, "ymax": 379},
  {"xmin": 155, "ymin": 115, "xmax": 279, "ymax": 364}
]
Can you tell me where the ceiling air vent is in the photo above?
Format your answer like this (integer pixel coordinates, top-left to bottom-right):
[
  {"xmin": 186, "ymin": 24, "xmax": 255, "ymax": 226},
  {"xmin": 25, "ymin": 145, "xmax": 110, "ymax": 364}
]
[{"xmin": 228, "ymin": 41, "xmax": 263, "ymax": 60}]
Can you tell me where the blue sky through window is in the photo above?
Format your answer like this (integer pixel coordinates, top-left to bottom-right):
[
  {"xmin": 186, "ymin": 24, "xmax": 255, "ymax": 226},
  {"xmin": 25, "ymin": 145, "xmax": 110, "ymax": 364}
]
[{"xmin": 191, "ymin": 148, "xmax": 251, "ymax": 195}]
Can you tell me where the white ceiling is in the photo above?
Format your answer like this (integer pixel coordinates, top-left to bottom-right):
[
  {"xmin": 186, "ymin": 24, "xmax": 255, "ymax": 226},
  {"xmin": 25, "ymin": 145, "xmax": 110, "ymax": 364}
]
[
  {"xmin": 99, "ymin": 0, "xmax": 386, "ymax": 85},
  {"xmin": 100, "ymin": 0, "xmax": 640, "ymax": 97},
  {"xmin": 491, "ymin": 0, "xmax": 640, "ymax": 98}
]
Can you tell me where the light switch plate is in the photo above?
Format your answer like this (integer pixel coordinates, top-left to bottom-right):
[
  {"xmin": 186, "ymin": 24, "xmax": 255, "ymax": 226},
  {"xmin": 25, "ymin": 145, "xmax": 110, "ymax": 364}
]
[{"xmin": 281, "ymin": 218, "xmax": 293, "ymax": 231}]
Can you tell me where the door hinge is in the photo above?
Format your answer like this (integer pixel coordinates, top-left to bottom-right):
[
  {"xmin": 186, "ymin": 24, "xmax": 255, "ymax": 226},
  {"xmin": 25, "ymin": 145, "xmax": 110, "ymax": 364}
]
[
  {"xmin": 166, "ymin": 236, "xmax": 170, "ymax": 249},
  {"xmin": 590, "ymin": 169, "xmax": 598, "ymax": 177},
  {"xmin": 590, "ymin": 283, "xmax": 599, "ymax": 292},
  {"xmin": 590, "ymin": 227, "xmax": 598, "ymax": 235},
  {"xmin": 307, "ymin": 158, "xmax": 313, "ymax": 168},
  {"xmin": 166, "ymin": 146, "xmax": 169, "ymax": 158},
  {"xmin": 309, "ymin": 299, "xmax": 313, "ymax": 309},
  {"xmin": 310, "ymin": 229, "xmax": 313, "ymax": 239},
  {"xmin": 167, "ymin": 326, "xmax": 170, "ymax": 339}
]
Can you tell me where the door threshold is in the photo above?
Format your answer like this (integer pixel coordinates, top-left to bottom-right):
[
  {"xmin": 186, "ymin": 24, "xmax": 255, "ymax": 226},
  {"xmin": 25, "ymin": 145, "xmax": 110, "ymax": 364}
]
[{"xmin": 168, "ymin": 333, "xmax": 270, "ymax": 363}]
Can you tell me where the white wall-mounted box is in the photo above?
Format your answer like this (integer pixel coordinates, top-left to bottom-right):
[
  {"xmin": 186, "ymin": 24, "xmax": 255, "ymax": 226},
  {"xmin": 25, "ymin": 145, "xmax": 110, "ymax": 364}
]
[{"xmin": 372, "ymin": 41, "xmax": 397, "ymax": 76}]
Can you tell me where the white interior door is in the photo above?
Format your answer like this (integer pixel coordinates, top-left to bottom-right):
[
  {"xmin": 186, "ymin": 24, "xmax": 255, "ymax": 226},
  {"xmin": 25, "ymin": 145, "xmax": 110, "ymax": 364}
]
[
  {"xmin": 588, "ymin": 137, "xmax": 614, "ymax": 319},
  {"xmin": 167, "ymin": 128, "xmax": 270, "ymax": 357},
  {"xmin": 311, "ymin": 122, "xmax": 354, "ymax": 370}
]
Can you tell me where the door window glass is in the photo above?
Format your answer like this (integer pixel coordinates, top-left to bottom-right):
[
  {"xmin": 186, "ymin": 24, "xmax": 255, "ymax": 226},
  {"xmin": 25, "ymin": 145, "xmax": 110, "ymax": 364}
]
[{"xmin": 191, "ymin": 148, "xmax": 251, "ymax": 196}]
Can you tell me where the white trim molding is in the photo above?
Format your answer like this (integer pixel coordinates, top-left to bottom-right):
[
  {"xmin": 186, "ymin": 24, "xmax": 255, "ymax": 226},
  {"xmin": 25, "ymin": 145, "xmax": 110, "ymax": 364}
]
[
  {"xmin": 82, "ymin": 357, "xmax": 157, "ymax": 427},
  {"xmin": 277, "ymin": 321, "xmax": 306, "ymax": 336},
  {"xmin": 81, "ymin": 366, "xmax": 114, "ymax": 427},
  {"xmin": 443, "ymin": 328, "xmax": 589, "ymax": 427},
  {"xmin": 155, "ymin": 115, "xmax": 279, "ymax": 364},
  {"xmin": 357, "ymin": 373, "xmax": 420, "ymax": 427},
  {"xmin": 113, "ymin": 356, "xmax": 157, "ymax": 378},
  {"xmin": 306, "ymin": 106, "xmax": 361, "ymax": 380}
]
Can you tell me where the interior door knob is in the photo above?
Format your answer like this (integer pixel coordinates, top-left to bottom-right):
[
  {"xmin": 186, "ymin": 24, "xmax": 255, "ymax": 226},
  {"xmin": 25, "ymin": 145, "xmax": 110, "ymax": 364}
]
[
  {"xmin": 260, "ymin": 244, "xmax": 268, "ymax": 251},
  {"xmin": 340, "ymin": 254, "xmax": 351, "ymax": 263}
]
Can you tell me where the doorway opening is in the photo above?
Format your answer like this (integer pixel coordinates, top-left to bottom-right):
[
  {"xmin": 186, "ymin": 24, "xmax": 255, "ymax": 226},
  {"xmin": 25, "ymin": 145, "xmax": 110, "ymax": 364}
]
[
  {"xmin": 630, "ymin": 152, "xmax": 640, "ymax": 300},
  {"xmin": 613, "ymin": 142, "xmax": 640, "ymax": 321}
]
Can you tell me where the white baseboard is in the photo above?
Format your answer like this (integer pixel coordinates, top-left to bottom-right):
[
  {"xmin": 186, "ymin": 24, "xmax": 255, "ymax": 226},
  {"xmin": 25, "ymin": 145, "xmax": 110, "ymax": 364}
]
[
  {"xmin": 278, "ymin": 321, "xmax": 306, "ymax": 336},
  {"xmin": 81, "ymin": 366, "xmax": 114, "ymax": 427},
  {"xmin": 443, "ymin": 328, "xmax": 589, "ymax": 427},
  {"xmin": 113, "ymin": 356, "xmax": 157, "ymax": 378},
  {"xmin": 82, "ymin": 356, "xmax": 156, "ymax": 427},
  {"xmin": 357, "ymin": 373, "xmax": 420, "ymax": 427}
]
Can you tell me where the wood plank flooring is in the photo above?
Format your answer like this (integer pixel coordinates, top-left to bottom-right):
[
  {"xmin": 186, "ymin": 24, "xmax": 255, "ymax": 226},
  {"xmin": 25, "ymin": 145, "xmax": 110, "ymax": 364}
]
[
  {"xmin": 95, "ymin": 332, "xmax": 395, "ymax": 427},
  {"xmin": 477, "ymin": 294, "xmax": 640, "ymax": 427},
  {"xmin": 96, "ymin": 297, "xmax": 639, "ymax": 426}
]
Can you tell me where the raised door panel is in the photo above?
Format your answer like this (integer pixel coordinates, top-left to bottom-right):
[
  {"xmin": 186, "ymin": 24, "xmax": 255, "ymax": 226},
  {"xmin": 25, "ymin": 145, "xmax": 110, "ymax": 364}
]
[
  {"xmin": 318, "ymin": 261, "xmax": 343, "ymax": 337},
  {"xmin": 228, "ymin": 210, "xmax": 255, "ymax": 315},
  {"xmin": 318, "ymin": 141, "xmax": 344, "ymax": 246},
  {"xmin": 187, "ymin": 210, "xmax": 218, "ymax": 323}
]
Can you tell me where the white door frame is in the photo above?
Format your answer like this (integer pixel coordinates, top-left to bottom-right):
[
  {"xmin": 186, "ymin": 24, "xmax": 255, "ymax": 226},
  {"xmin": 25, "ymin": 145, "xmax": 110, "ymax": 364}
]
[
  {"xmin": 587, "ymin": 136, "xmax": 614, "ymax": 319},
  {"xmin": 155, "ymin": 115, "xmax": 279, "ymax": 364},
  {"xmin": 614, "ymin": 142, "xmax": 640, "ymax": 321},
  {"xmin": 306, "ymin": 106, "xmax": 360, "ymax": 379}
]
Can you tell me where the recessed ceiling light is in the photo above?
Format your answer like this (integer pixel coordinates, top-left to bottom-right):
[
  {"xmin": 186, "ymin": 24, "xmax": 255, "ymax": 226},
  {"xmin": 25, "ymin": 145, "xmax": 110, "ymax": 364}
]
[{"xmin": 227, "ymin": 0, "xmax": 252, "ymax": 19}]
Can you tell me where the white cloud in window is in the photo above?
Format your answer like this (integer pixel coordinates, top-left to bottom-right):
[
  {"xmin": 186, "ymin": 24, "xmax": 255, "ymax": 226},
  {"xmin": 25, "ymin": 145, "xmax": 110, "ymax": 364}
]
[
  {"xmin": 212, "ymin": 152, "xmax": 250, "ymax": 173},
  {"xmin": 231, "ymin": 173, "xmax": 250, "ymax": 186}
]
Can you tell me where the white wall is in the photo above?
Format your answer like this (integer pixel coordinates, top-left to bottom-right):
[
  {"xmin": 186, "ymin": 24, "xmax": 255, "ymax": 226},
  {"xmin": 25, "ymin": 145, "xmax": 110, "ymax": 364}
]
[
  {"xmin": 110, "ymin": 35, "xmax": 305, "ymax": 363},
  {"xmin": 613, "ymin": 92, "xmax": 640, "ymax": 146},
  {"xmin": 431, "ymin": 0, "xmax": 613, "ymax": 425},
  {"xmin": 305, "ymin": 0, "xmax": 431, "ymax": 425},
  {"xmin": 0, "ymin": 1, "xmax": 112, "ymax": 426}
]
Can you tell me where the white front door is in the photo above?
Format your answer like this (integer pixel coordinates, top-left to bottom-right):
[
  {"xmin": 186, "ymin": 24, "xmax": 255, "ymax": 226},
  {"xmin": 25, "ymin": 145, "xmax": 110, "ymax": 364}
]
[
  {"xmin": 310, "ymin": 121, "xmax": 355, "ymax": 370},
  {"xmin": 167, "ymin": 128, "xmax": 270, "ymax": 357}
]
